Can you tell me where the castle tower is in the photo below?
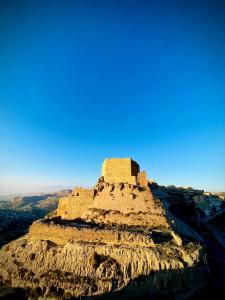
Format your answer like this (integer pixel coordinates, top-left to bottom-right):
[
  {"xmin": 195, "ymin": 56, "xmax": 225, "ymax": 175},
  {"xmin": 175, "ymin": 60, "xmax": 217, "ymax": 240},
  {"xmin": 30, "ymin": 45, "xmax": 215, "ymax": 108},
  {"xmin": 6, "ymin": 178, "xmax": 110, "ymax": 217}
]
[{"xmin": 101, "ymin": 158, "xmax": 140, "ymax": 185}]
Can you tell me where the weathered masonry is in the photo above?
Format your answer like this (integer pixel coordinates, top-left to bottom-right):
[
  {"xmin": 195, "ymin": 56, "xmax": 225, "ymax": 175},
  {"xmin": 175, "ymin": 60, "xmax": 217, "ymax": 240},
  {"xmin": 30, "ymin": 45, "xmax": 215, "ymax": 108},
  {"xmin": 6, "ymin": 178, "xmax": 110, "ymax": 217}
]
[
  {"xmin": 57, "ymin": 187, "xmax": 94, "ymax": 220},
  {"xmin": 101, "ymin": 158, "xmax": 140, "ymax": 184},
  {"xmin": 57, "ymin": 157, "xmax": 149, "ymax": 221}
]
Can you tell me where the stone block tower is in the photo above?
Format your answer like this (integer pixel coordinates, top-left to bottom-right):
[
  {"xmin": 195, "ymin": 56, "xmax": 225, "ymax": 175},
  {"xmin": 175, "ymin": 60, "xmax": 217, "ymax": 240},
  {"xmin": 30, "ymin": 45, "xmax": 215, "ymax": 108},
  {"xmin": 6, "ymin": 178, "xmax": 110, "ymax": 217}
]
[{"xmin": 101, "ymin": 158, "xmax": 140, "ymax": 184}]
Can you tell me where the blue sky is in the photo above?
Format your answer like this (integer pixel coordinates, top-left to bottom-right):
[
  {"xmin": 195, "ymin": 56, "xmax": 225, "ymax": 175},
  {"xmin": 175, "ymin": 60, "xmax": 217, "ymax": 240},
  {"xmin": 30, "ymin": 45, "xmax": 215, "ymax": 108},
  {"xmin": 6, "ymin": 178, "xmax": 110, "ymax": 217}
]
[{"xmin": 0, "ymin": 0, "xmax": 225, "ymax": 194}]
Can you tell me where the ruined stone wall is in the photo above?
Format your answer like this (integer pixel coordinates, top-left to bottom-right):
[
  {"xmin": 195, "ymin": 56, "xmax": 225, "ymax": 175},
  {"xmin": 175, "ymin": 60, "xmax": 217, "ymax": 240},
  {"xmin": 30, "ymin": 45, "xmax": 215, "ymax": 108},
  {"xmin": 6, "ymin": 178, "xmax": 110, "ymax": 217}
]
[
  {"xmin": 57, "ymin": 158, "xmax": 151, "ymax": 221},
  {"xmin": 82, "ymin": 182, "xmax": 170, "ymax": 229},
  {"xmin": 102, "ymin": 158, "xmax": 139, "ymax": 184},
  {"xmin": 137, "ymin": 171, "xmax": 148, "ymax": 187},
  {"xmin": 131, "ymin": 160, "xmax": 140, "ymax": 176},
  {"xmin": 28, "ymin": 220, "xmax": 154, "ymax": 247},
  {"xmin": 57, "ymin": 188, "xmax": 94, "ymax": 220},
  {"xmin": 89, "ymin": 183, "xmax": 157, "ymax": 214}
]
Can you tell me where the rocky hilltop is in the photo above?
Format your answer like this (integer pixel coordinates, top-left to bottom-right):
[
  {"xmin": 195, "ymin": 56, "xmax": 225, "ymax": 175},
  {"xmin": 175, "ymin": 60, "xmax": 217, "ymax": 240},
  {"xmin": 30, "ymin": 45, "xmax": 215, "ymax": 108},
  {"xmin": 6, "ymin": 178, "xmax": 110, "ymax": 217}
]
[{"xmin": 0, "ymin": 158, "xmax": 207, "ymax": 299}]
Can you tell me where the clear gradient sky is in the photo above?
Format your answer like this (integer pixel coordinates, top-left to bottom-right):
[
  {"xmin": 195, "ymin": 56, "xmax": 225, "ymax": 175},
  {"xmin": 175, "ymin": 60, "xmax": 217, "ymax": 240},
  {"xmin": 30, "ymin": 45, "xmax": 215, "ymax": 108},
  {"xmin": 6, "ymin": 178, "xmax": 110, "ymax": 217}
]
[{"xmin": 0, "ymin": 0, "xmax": 225, "ymax": 195}]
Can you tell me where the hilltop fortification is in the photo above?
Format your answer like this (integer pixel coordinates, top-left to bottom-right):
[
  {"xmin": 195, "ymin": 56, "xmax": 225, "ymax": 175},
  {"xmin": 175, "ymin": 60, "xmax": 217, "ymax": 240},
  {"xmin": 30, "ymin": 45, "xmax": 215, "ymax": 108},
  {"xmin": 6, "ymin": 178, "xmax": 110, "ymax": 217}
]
[
  {"xmin": 57, "ymin": 158, "xmax": 167, "ymax": 228},
  {"xmin": 0, "ymin": 158, "xmax": 207, "ymax": 299}
]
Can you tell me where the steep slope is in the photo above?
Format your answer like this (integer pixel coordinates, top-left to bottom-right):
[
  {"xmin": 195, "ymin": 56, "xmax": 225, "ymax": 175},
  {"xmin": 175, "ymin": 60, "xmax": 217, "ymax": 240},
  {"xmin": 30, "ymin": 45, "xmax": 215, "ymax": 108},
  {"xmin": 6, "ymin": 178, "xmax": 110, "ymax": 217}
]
[{"xmin": 0, "ymin": 229, "xmax": 206, "ymax": 299}]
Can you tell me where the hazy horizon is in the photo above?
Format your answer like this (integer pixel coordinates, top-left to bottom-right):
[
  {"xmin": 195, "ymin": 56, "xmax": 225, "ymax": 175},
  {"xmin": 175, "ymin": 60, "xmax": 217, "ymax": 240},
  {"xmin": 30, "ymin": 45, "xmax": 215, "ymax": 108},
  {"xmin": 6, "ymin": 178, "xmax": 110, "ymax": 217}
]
[
  {"xmin": 0, "ymin": 0, "xmax": 225, "ymax": 194},
  {"xmin": 0, "ymin": 170, "xmax": 224, "ymax": 196}
]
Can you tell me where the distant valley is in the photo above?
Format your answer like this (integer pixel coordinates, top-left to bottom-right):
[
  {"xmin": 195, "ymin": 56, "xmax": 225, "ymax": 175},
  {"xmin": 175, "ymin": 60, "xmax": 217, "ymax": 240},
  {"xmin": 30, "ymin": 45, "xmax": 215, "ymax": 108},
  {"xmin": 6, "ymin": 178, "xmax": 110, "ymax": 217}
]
[{"xmin": 0, "ymin": 190, "xmax": 71, "ymax": 247}]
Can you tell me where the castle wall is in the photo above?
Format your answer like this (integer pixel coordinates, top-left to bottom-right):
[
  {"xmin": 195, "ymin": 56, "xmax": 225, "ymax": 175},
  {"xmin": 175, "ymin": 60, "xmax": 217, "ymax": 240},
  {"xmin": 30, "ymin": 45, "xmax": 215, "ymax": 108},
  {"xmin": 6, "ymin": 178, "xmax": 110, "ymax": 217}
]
[
  {"xmin": 28, "ymin": 220, "xmax": 154, "ymax": 247},
  {"xmin": 82, "ymin": 183, "xmax": 170, "ymax": 229},
  {"xmin": 57, "ymin": 158, "xmax": 151, "ymax": 223},
  {"xmin": 131, "ymin": 160, "xmax": 140, "ymax": 176},
  {"xmin": 102, "ymin": 158, "xmax": 139, "ymax": 184},
  {"xmin": 137, "ymin": 171, "xmax": 148, "ymax": 187},
  {"xmin": 57, "ymin": 188, "xmax": 94, "ymax": 220}
]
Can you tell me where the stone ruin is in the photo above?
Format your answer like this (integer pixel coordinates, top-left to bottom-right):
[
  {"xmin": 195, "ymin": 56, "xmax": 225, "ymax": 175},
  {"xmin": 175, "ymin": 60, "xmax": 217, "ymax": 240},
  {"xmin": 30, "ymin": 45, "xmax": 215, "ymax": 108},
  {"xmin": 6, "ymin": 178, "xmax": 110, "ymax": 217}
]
[
  {"xmin": 57, "ymin": 187, "xmax": 94, "ymax": 220},
  {"xmin": 102, "ymin": 158, "xmax": 148, "ymax": 186},
  {"xmin": 0, "ymin": 157, "xmax": 207, "ymax": 299},
  {"xmin": 57, "ymin": 158, "xmax": 159, "ymax": 226}
]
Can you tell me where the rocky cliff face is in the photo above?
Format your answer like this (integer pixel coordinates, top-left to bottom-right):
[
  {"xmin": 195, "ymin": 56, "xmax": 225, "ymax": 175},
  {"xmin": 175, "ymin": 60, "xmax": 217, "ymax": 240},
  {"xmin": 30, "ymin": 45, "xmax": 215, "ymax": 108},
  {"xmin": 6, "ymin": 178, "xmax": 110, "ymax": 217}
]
[
  {"xmin": 0, "ymin": 224, "xmax": 206, "ymax": 299},
  {"xmin": 0, "ymin": 190, "xmax": 207, "ymax": 299}
]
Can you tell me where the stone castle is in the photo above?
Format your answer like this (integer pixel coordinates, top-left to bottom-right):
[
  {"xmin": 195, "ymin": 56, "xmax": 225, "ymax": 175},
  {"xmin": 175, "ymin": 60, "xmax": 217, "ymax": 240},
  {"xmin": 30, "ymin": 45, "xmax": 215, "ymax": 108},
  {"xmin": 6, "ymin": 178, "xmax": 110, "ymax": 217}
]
[
  {"xmin": 0, "ymin": 157, "xmax": 207, "ymax": 299},
  {"xmin": 57, "ymin": 158, "xmax": 158, "ymax": 225}
]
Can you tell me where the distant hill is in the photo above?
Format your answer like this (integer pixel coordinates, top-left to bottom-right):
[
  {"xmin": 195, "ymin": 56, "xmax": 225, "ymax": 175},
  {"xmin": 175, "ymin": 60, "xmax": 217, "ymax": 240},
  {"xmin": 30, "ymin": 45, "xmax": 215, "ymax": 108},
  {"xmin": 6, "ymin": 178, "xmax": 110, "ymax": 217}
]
[
  {"xmin": 0, "ymin": 194, "xmax": 23, "ymax": 202},
  {"xmin": 217, "ymin": 192, "xmax": 225, "ymax": 197},
  {"xmin": 0, "ymin": 189, "xmax": 72, "ymax": 247},
  {"xmin": 0, "ymin": 189, "xmax": 72, "ymax": 211}
]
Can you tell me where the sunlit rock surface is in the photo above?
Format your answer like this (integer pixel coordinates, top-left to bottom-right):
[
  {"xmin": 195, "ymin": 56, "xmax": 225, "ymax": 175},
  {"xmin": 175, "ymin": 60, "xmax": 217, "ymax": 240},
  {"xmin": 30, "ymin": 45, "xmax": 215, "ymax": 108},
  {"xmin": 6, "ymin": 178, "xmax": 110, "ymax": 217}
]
[{"xmin": 0, "ymin": 158, "xmax": 207, "ymax": 299}]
